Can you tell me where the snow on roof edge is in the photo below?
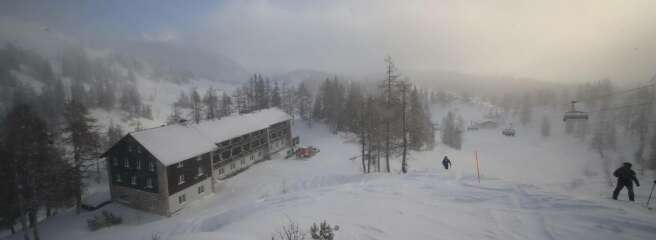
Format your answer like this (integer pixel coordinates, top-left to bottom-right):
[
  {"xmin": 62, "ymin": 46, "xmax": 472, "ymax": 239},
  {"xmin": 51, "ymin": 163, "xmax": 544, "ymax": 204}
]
[{"xmin": 130, "ymin": 108, "xmax": 291, "ymax": 166}]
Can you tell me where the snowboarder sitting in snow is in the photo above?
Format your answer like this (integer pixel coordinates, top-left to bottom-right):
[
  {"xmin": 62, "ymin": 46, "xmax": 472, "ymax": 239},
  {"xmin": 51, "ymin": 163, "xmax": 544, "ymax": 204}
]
[
  {"xmin": 612, "ymin": 162, "xmax": 640, "ymax": 201},
  {"xmin": 442, "ymin": 156, "xmax": 452, "ymax": 170}
]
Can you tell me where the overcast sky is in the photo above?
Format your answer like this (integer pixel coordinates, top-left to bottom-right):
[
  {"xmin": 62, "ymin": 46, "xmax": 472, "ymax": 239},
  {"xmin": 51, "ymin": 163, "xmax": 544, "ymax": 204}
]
[{"xmin": 2, "ymin": 0, "xmax": 656, "ymax": 83}]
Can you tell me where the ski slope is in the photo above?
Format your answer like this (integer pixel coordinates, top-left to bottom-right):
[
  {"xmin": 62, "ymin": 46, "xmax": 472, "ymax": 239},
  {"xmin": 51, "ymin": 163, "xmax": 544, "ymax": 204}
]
[{"xmin": 4, "ymin": 105, "xmax": 656, "ymax": 240}]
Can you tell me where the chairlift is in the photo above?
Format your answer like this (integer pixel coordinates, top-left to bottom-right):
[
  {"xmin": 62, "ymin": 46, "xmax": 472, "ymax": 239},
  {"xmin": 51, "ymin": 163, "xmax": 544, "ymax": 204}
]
[{"xmin": 563, "ymin": 101, "xmax": 589, "ymax": 122}]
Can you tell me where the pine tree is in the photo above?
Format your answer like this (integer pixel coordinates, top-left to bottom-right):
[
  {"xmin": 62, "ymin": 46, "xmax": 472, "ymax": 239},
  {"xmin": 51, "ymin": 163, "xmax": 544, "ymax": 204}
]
[
  {"xmin": 382, "ymin": 56, "xmax": 401, "ymax": 173},
  {"xmin": 106, "ymin": 121, "xmax": 124, "ymax": 148},
  {"xmin": 272, "ymin": 81, "xmax": 282, "ymax": 108},
  {"xmin": 119, "ymin": 84, "xmax": 142, "ymax": 118},
  {"xmin": 63, "ymin": 99, "xmax": 100, "ymax": 213},
  {"xmin": 296, "ymin": 82, "xmax": 312, "ymax": 122},
  {"xmin": 280, "ymin": 81, "xmax": 296, "ymax": 118},
  {"xmin": 408, "ymin": 87, "xmax": 429, "ymax": 150},
  {"xmin": 342, "ymin": 82, "xmax": 363, "ymax": 133},
  {"xmin": 203, "ymin": 87, "xmax": 219, "ymax": 120},
  {"xmin": 190, "ymin": 88, "xmax": 202, "ymax": 123},
  {"xmin": 220, "ymin": 92, "xmax": 233, "ymax": 117},
  {"xmin": 70, "ymin": 80, "xmax": 88, "ymax": 106},
  {"xmin": 398, "ymin": 80, "xmax": 410, "ymax": 173},
  {"xmin": 312, "ymin": 86, "xmax": 324, "ymax": 122},
  {"xmin": 4, "ymin": 103, "xmax": 69, "ymax": 240}
]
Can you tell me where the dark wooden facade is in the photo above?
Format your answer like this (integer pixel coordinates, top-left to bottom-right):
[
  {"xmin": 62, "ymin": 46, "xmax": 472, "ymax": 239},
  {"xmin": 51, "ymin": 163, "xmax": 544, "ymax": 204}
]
[
  {"xmin": 166, "ymin": 153, "xmax": 211, "ymax": 195},
  {"xmin": 106, "ymin": 135, "xmax": 160, "ymax": 193},
  {"xmin": 103, "ymin": 116, "xmax": 293, "ymax": 216}
]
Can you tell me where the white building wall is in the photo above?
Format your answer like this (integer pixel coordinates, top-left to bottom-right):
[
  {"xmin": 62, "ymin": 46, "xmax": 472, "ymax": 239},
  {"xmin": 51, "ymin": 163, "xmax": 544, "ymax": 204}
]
[
  {"xmin": 213, "ymin": 149, "xmax": 267, "ymax": 180},
  {"xmin": 167, "ymin": 178, "xmax": 212, "ymax": 214}
]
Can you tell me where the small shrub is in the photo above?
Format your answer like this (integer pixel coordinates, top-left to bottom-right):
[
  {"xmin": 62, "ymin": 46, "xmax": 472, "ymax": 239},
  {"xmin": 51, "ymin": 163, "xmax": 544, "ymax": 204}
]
[
  {"xmin": 102, "ymin": 210, "xmax": 123, "ymax": 225},
  {"xmin": 86, "ymin": 217, "xmax": 101, "ymax": 231},
  {"xmin": 86, "ymin": 211, "xmax": 122, "ymax": 231},
  {"xmin": 310, "ymin": 221, "xmax": 334, "ymax": 240},
  {"xmin": 273, "ymin": 220, "xmax": 306, "ymax": 240}
]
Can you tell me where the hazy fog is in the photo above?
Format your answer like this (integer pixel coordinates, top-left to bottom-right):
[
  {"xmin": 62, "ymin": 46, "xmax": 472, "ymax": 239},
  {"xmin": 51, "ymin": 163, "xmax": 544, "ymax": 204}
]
[{"xmin": 2, "ymin": 0, "xmax": 656, "ymax": 83}]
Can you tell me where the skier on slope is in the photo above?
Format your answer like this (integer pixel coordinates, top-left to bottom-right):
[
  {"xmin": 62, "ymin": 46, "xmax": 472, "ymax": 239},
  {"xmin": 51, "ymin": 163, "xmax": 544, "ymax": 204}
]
[
  {"xmin": 612, "ymin": 162, "xmax": 640, "ymax": 201},
  {"xmin": 442, "ymin": 156, "xmax": 452, "ymax": 170}
]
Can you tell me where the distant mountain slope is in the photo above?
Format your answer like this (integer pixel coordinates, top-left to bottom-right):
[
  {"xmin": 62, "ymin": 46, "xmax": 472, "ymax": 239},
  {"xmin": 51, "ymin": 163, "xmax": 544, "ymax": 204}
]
[{"xmin": 117, "ymin": 42, "xmax": 249, "ymax": 84}]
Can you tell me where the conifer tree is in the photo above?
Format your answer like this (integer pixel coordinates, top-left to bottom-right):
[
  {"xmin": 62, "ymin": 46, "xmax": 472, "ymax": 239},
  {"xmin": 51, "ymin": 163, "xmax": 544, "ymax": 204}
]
[
  {"xmin": 190, "ymin": 88, "xmax": 202, "ymax": 123},
  {"xmin": 63, "ymin": 99, "xmax": 100, "ymax": 213},
  {"xmin": 220, "ymin": 92, "xmax": 233, "ymax": 117},
  {"xmin": 203, "ymin": 87, "xmax": 219, "ymax": 120}
]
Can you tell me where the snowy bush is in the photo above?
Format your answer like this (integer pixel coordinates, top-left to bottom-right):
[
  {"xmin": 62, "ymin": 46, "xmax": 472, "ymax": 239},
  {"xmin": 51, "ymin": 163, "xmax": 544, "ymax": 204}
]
[
  {"xmin": 310, "ymin": 221, "xmax": 334, "ymax": 240},
  {"xmin": 86, "ymin": 211, "xmax": 122, "ymax": 231},
  {"xmin": 273, "ymin": 220, "xmax": 306, "ymax": 240}
]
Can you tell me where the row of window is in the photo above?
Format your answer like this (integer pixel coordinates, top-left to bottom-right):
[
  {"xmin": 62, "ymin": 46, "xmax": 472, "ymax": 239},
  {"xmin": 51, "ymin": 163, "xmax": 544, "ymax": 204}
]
[
  {"xmin": 175, "ymin": 154, "xmax": 209, "ymax": 168},
  {"xmin": 216, "ymin": 139, "xmax": 266, "ymax": 161},
  {"xmin": 114, "ymin": 173, "xmax": 155, "ymax": 189},
  {"xmin": 113, "ymin": 157, "xmax": 156, "ymax": 171},
  {"xmin": 215, "ymin": 152, "xmax": 259, "ymax": 175},
  {"xmin": 177, "ymin": 185, "xmax": 205, "ymax": 204},
  {"xmin": 127, "ymin": 143, "xmax": 142, "ymax": 154},
  {"xmin": 176, "ymin": 166, "xmax": 206, "ymax": 185}
]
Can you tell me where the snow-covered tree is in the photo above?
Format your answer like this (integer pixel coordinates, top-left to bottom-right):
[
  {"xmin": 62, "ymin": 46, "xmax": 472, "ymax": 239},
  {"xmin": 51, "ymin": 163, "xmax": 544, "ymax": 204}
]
[
  {"xmin": 296, "ymin": 81, "xmax": 312, "ymax": 122},
  {"xmin": 203, "ymin": 87, "xmax": 219, "ymax": 120},
  {"xmin": 190, "ymin": 88, "xmax": 202, "ymax": 123}
]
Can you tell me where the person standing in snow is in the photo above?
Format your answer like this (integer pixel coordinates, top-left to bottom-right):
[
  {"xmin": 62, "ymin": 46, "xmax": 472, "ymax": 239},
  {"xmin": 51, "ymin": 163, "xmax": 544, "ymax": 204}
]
[
  {"xmin": 612, "ymin": 162, "xmax": 640, "ymax": 201},
  {"xmin": 442, "ymin": 156, "xmax": 452, "ymax": 170}
]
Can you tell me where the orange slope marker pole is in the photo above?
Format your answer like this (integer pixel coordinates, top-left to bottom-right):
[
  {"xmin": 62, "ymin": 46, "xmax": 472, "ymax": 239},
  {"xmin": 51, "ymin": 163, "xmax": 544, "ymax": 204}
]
[{"xmin": 475, "ymin": 151, "xmax": 480, "ymax": 184}]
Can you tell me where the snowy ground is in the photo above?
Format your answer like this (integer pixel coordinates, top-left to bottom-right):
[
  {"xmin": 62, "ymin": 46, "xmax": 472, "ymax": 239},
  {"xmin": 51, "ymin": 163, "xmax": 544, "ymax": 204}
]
[{"xmin": 4, "ymin": 105, "xmax": 656, "ymax": 240}]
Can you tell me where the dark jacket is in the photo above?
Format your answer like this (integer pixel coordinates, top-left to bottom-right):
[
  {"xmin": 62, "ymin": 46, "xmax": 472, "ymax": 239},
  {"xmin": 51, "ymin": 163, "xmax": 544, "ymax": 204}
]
[
  {"xmin": 613, "ymin": 166, "xmax": 640, "ymax": 186},
  {"xmin": 442, "ymin": 157, "xmax": 451, "ymax": 166}
]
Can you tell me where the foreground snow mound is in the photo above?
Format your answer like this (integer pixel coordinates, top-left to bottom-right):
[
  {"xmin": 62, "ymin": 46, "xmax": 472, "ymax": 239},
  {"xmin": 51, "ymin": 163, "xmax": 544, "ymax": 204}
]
[{"xmin": 165, "ymin": 171, "xmax": 656, "ymax": 240}]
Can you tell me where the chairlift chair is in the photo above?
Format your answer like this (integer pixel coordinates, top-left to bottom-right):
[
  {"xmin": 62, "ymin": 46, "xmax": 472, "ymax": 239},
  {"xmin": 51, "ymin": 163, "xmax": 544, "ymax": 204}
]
[{"xmin": 563, "ymin": 101, "xmax": 589, "ymax": 122}]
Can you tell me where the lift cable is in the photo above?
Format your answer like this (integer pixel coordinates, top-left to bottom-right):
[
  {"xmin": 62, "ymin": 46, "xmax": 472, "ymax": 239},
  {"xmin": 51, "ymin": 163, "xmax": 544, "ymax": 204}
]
[{"xmin": 567, "ymin": 82, "xmax": 656, "ymax": 106}]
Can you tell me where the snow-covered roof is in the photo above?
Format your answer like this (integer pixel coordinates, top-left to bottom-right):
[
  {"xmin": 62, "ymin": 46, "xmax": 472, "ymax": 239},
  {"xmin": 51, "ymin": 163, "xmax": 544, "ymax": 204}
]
[{"xmin": 130, "ymin": 108, "xmax": 291, "ymax": 166}]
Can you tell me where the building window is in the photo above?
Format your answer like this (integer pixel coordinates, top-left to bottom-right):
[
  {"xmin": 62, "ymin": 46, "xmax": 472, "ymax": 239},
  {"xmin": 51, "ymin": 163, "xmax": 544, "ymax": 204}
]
[
  {"xmin": 136, "ymin": 159, "xmax": 142, "ymax": 170},
  {"xmin": 136, "ymin": 146, "xmax": 141, "ymax": 154},
  {"xmin": 178, "ymin": 174, "xmax": 185, "ymax": 185},
  {"xmin": 124, "ymin": 158, "xmax": 129, "ymax": 168},
  {"xmin": 146, "ymin": 177, "xmax": 153, "ymax": 188},
  {"xmin": 177, "ymin": 162, "xmax": 183, "ymax": 168},
  {"xmin": 198, "ymin": 185, "xmax": 205, "ymax": 194},
  {"xmin": 218, "ymin": 168, "xmax": 224, "ymax": 175},
  {"xmin": 128, "ymin": 144, "xmax": 133, "ymax": 152},
  {"xmin": 115, "ymin": 173, "xmax": 122, "ymax": 182},
  {"xmin": 148, "ymin": 160, "xmax": 155, "ymax": 171},
  {"xmin": 198, "ymin": 166, "xmax": 204, "ymax": 176},
  {"xmin": 230, "ymin": 162, "xmax": 236, "ymax": 170},
  {"xmin": 232, "ymin": 147, "xmax": 241, "ymax": 156},
  {"xmin": 178, "ymin": 194, "xmax": 186, "ymax": 204},
  {"xmin": 197, "ymin": 156, "xmax": 202, "ymax": 161},
  {"xmin": 131, "ymin": 175, "xmax": 137, "ymax": 185}
]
